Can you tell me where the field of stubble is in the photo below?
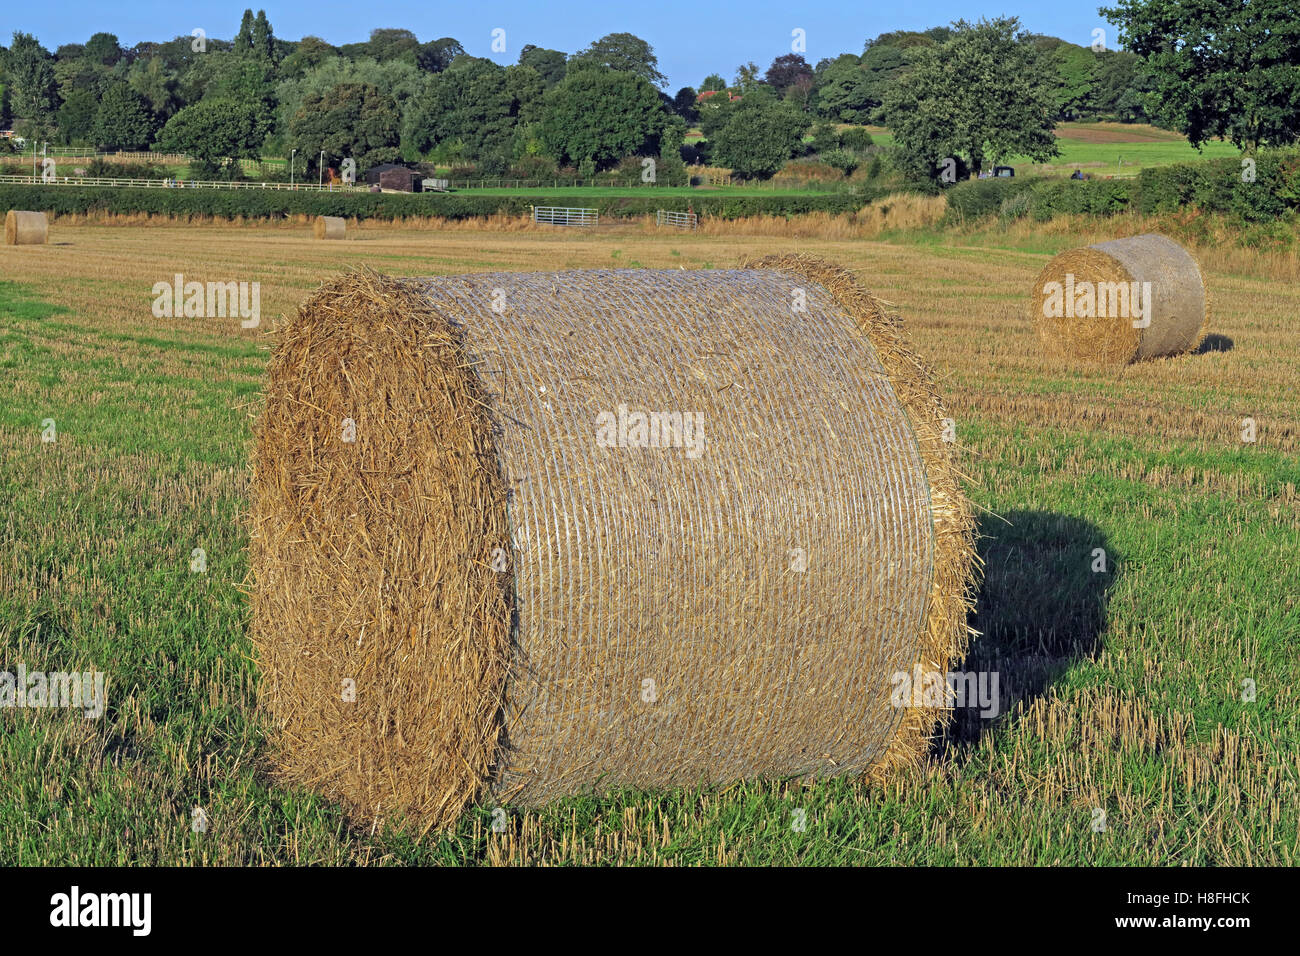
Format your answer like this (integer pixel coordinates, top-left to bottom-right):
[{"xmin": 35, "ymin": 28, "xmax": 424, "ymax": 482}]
[{"xmin": 1, "ymin": 219, "xmax": 1296, "ymax": 864}]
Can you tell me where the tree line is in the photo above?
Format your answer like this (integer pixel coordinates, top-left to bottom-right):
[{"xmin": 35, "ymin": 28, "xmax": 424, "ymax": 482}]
[{"xmin": 0, "ymin": 3, "xmax": 1295, "ymax": 183}]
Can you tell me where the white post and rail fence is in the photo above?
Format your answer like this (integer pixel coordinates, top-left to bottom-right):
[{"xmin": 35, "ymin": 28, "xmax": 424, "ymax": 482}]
[{"xmin": 0, "ymin": 174, "xmax": 362, "ymax": 191}]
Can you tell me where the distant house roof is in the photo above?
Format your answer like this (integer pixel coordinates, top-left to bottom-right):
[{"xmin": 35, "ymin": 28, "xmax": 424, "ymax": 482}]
[{"xmin": 696, "ymin": 90, "xmax": 741, "ymax": 103}]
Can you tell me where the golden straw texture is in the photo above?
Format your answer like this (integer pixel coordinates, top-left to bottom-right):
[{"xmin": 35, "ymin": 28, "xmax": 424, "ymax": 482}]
[
  {"xmin": 1033, "ymin": 233, "xmax": 1208, "ymax": 364},
  {"xmin": 313, "ymin": 215, "xmax": 346, "ymax": 240},
  {"xmin": 4, "ymin": 210, "xmax": 49, "ymax": 245},
  {"xmin": 250, "ymin": 256, "xmax": 977, "ymax": 830}
]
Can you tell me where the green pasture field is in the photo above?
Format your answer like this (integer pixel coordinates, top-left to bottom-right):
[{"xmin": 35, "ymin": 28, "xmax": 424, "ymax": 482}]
[
  {"xmin": 443, "ymin": 184, "xmax": 836, "ymax": 197},
  {"xmin": 860, "ymin": 122, "xmax": 1241, "ymax": 178}
]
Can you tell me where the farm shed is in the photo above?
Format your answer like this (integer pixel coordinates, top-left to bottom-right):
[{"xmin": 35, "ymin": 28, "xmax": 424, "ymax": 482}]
[{"xmin": 366, "ymin": 163, "xmax": 423, "ymax": 192}]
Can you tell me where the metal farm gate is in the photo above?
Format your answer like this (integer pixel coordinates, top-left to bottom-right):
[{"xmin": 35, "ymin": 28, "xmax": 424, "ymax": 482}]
[
  {"xmin": 655, "ymin": 210, "xmax": 698, "ymax": 230},
  {"xmin": 532, "ymin": 205, "xmax": 599, "ymax": 227}
]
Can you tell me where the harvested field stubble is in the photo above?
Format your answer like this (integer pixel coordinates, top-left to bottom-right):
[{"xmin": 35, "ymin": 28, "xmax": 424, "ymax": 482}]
[
  {"xmin": 4, "ymin": 223, "xmax": 1296, "ymax": 865},
  {"xmin": 249, "ymin": 256, "xmax": 977, "ymax": 830}
]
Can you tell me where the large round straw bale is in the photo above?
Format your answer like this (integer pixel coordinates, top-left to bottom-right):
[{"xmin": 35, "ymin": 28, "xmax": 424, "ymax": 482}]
[
  {"xmin": 4, "ymin": 210, "xmax": 49, "ymax": 245},
  {"xmin": 1033, "ymin": 233, "xmax": 1208, "ymax": 364},
  {"xmin": 250, "ymin": 255, "xmax": 977, "ymax": 830},
  {"xmin": 313, "ymin": 215, "xmax": 346, "ymax": 240}
]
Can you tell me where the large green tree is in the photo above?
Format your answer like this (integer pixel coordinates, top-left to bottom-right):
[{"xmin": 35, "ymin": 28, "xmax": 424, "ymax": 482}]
[
  {"xmin": 6, "ymin": 32, "xmax": 59, "ymax": 139},
  {"xmin": 518, "ymin": 45, "xmax": 566, "ymax": 87},
  {"xmin": 364, "ymin": 28, "xmax": 419, "ymax": 64},
  {"xmin": 234, "ymin": 11, "xmax": 255, "ymax": 52},
  {"xmin": 568, "ymin": 33, "xmax": 667, "ymax": 88},
  {"xmin": 276, "ymin": 56, "xmax": 420, "ymax": 147},
  {"xmin": 193, "ymin": 50, "xmax": 276, "ymax": 148},
  {"xmin": 1038, "ymin": 39, "xmax": 1096, "ymax": 121},
  {"xmin": 128, "ymin": 57, "xmax": 180, "ymax": 121},
  {"xmin": 280, "ymin": 37, "xmax": 336, "ymax": 78},
  {"xmin": 815, "ymin": 54, "xmax": 873, "ymax": 122},
  {"xmin": 251, "ymin": 11, "xmax": 275, "ymax": 60},
  {"xmin": 733, "ymin": 61, "xmax": 763, "ymax": 93},
  {"xmin": 1102, "ymin": 0, "xmax": 1300, "ymax": 149},
  {"xmin": 402, "ymin": 59, "xmax": 542, "ymax": 161},
  {"xmin": 846, "ymin": 29, "xmax": 946, "ymax": 121},
  {"xmin": 672, "ymin": 86, "xmax": 699, "ymax": 123},
  {"xmin": 710, "ymin": 99, "xmax": 810, "ymax": 178},
  {"xmin": 148, "ymin": 33, "xmax": 217, "ymax": 96},
  {"xmin": 1091, "ymin": 50, "xmax": 1152, "ymax": 123},
  {"xmin": 504, "ymin": 65, "xmax": 546, "ymax": 128},
  {"xmin": 92, "ymin": 83, "xmax": 156, "ymax": 148},
  {"xmin": 695, "ymin": 92, "xmax": 727, "ymax": 134},
  {"xmin": 418, "ymin": 37, "xmax": 466, "ymax": 73},
  {"xmin": 881, "ymin": 17, "xmax": 1060, "ymax": 178},
  {"xmin": 538, "ymin": 68, "xmax": 667, "ymax": 168},
  {"xmin": 157, "ymin": 98, "xmax": 265, "ymax": 174},
  {"xmin": 53, "ymin": 57, "xmax": 104, "ymax": 103},
  {"xmin": 765, "ymin": 54, "xmax": 812, "ymax": 95},
  {"xmin": 287, "ymin": 81, "xmax": 401, "ymax": 174},
  {"xmin": 55, "ymin": 88, "xmax": 98, "ymax": 144},
  {"xmin": 83, "ymin": 32, "xmax": 123, "ymax": 67}
]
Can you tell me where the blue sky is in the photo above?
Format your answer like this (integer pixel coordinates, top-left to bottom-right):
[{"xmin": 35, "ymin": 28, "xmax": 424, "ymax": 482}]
[{"xmin": 5, "ymin": 1, "xmax": 1116, "ymax": 90}]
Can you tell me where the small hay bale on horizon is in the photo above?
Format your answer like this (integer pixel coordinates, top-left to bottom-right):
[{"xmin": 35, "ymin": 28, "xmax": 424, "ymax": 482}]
[
  {"xmin": 313, "ymin": 215, "xmax": 346, "ymax": 240},
  {"xmin": 248, "ymin": 255, "xmax": 979, "ymax": 832},
  {"xmin": 1033, "ymin": 233, "xmax": 1208, "ymax": 364},
  {"xmin": 5, "ymin": 210, "xmax": 49, "ymax": 245}
]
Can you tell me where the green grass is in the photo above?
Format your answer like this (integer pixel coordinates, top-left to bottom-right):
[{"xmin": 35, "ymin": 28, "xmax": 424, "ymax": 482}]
[
  {"xmin": 447, "ymin": 184, "xmax": 838, "ymax": 197},
  {"xmin": 0, "ymin": 281, "xmax": 70, "ymax": 322},
  {"xmin": 864, "ymin": 122, "xmax": 1240, "ymax": 178},
  {"xmin": 1019, "ymin": 125, "xmax": 1241, "ymax": 178}
]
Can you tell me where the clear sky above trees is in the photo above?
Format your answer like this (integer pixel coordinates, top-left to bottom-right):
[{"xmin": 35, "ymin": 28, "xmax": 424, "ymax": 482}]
[{"xmin": 2, "ymin": 0, "xmax": 1129, "ymax": 93}]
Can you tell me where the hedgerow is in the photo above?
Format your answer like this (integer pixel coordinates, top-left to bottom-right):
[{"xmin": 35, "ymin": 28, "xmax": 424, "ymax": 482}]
[
  {"xmin": 942, "ymin": 147, "xmax": 1300, "ymax": 225},
  {"xmin": 0, "ymin": 185, "xmax": 876, "ymax": 222}
]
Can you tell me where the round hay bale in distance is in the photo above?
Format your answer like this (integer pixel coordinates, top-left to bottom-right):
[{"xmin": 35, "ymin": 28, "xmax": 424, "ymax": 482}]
[
  {"xmin": 249, "ymin": 255, "xmax": 978, "ymax": 830},
  {"xmin": 313, "ymin": 215, "xmax": 346, "ymax": 240},
  {"xmin": 5, "ymin": 210, "xmax": 49, "ymax": 245},
  {"xmin": 1033, "ymin": 233, "xmax": 1208, "ymax": 364}
]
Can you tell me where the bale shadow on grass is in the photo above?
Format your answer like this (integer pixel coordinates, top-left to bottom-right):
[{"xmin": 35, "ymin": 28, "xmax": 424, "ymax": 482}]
[
  {"xmin": 934, "ymin": 510, "xmax": 1118, "ymax": 754},
  {"xmin": 1195, "ymin": 333, "xmax": 1233, "ymax": 354}
]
